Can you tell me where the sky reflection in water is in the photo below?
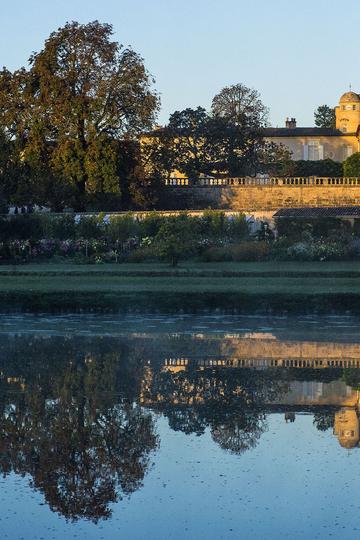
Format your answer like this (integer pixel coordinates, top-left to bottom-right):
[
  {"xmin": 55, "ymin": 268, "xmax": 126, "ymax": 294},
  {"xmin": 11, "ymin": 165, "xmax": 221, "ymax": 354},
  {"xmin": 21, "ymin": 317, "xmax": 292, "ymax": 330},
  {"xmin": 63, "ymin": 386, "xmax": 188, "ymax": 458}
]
[{"xmin": 0, "ymin": 314, "xmax": 360, "ymax": 540}]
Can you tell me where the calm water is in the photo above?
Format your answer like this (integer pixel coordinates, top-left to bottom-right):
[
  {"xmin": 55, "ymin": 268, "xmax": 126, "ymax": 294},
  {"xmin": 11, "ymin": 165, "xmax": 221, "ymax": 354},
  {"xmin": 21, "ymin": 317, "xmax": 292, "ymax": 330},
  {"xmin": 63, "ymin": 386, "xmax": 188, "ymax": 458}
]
[{"xmin": 1, "ymin": 314, "xmax": 360, "ymax": 539}]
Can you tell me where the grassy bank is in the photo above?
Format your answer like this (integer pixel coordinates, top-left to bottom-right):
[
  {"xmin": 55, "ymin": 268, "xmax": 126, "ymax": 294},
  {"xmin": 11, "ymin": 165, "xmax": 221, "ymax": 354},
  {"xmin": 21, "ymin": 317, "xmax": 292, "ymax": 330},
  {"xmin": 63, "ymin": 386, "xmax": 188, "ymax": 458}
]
[
  {"xmin": 0, "ymin": 261, "xmax": 359, "ymax": 314},
  {"xmin": 1, "ymin": 260, "xmax": 360, "ymax": 277}
]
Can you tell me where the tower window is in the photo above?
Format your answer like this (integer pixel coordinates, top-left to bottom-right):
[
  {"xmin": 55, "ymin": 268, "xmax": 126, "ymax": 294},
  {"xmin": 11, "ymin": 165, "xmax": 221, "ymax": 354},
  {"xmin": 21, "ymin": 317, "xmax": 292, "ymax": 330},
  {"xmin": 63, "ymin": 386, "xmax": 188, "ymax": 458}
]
[{"xmin": 340, "ymin": 119, "xmax": 349, "ymax": 132}]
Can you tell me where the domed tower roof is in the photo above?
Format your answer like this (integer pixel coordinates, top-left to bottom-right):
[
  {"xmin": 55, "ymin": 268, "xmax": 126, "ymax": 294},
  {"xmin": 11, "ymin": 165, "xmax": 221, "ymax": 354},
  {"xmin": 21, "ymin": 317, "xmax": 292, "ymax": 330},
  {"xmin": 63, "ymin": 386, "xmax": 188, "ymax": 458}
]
[
  {"xmin": 338, "ymin": 438, "xmax": 359, "ymax": 449},
  {"xmin": 340, "ymin": 91, "xmax": 360, "ymax": 103}
]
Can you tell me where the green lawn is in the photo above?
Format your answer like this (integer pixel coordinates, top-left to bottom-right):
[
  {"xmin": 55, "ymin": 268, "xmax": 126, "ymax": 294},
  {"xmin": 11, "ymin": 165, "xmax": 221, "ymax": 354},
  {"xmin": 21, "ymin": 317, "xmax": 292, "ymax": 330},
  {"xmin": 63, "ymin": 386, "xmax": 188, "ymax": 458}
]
[
  {"xmin": 0, "ymin": 275, "xmax": 358, "ymax": 294},
  {"xmin": 0, "ymin": 261, "xmax": 359, "ymax": 313},
  {"xmin": 0, "ymin": 260, "xmax": 359, "ymax": 277}
]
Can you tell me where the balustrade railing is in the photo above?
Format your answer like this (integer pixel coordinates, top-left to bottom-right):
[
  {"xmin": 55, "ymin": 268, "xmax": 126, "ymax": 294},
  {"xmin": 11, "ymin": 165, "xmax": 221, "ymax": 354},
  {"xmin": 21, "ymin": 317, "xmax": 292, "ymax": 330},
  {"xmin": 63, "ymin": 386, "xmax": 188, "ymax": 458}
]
[
  {"xmin": 165, "ymin": 176, "xmax": 360, "ymax": 187},
  {"xmin": 164, "ymin": 357, "xmax": 360, "ymax": 369}
]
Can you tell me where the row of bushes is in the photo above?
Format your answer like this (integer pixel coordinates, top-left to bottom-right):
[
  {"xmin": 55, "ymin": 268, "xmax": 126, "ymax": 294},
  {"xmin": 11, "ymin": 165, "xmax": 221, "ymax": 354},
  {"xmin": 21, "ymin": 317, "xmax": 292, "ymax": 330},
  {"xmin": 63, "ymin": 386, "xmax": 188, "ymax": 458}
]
[
  {"xmin": 276, "ymin": 217, "xmax": 358, "ymax": 241},
  {"xmin": 2, "ymin": 237, "xmax": 359, "ymax": 265},
  {"xmin": 0, "ymin": 213, "xmax": 248, "ymax": 265},
  {"xmin": 201, "ymin": 239, "xmax": 360, "ymax": 262},
  {"xmin": 0, "ymin": 211, "xmax": 249, "ymax": 242},
  {"xmin": 3, "ymin": 212, "xmax": 357, "ymax": 243},
  {"xmin": 1, "ymin": 212, "xmax": 360, "ymax": 265}
]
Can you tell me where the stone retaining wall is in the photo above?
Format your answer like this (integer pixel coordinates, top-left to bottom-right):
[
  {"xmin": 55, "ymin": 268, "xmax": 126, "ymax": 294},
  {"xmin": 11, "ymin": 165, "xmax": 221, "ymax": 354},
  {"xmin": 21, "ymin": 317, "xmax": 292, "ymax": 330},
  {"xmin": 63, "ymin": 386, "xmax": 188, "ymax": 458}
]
[{"xmin": 165, "ymin": 185, "xmax": 360, "ymax": 210}]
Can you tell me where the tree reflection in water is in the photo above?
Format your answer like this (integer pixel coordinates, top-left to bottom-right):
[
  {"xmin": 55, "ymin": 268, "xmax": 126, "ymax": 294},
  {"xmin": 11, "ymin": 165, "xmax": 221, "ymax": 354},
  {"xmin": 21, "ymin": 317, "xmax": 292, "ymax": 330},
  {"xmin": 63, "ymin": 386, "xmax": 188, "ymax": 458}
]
[
  {"xmin": 144, "ymin": 367, "xmax": 289, "ymax": 455},
  {"xmin": 211, "ymin": 412, "xmax": 268, "ymax": 454},
  {"xmin": 312, "ymin": 411, "xmax": 335, "ymax": 431},
  {"xmin": 0, "ymin": 340, "xmax": 158, "ymax": 523}
]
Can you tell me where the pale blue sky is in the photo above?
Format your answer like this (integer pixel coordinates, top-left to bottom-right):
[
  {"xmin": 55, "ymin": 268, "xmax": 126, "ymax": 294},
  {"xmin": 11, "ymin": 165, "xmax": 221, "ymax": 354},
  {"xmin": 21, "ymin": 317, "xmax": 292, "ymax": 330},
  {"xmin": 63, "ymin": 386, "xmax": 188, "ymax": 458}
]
[{"xmin": 1, "ymin": 0, "xmax": 360, "ymax": 127}]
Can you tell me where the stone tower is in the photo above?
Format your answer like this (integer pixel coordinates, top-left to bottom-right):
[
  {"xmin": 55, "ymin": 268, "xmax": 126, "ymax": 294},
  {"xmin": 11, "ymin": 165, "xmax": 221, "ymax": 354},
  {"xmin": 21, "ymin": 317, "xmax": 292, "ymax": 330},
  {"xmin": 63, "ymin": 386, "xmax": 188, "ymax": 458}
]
[{"xmin": 335, "ymin": 91, "xmax": 360, "ymax": 133}]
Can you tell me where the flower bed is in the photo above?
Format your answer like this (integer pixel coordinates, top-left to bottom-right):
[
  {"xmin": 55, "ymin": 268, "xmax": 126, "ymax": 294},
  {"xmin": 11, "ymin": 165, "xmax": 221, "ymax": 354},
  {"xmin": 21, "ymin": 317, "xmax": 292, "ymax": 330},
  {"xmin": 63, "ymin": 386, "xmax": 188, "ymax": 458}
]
[{"xmin": 0, "ymin": 212, "xmax": 359, "ymax": 264}]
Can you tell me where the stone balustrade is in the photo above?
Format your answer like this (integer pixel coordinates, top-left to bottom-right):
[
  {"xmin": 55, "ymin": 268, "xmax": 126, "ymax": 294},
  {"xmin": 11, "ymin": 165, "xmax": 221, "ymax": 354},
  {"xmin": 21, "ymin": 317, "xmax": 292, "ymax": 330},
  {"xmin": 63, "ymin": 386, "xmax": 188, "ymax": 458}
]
[
  {"xmin": 165, "ymin": 176, "xmax": 360, "ymax": 187},
  {"xmin": 164, "ymin": 357, "xmax": 360, "ymax": 369}
]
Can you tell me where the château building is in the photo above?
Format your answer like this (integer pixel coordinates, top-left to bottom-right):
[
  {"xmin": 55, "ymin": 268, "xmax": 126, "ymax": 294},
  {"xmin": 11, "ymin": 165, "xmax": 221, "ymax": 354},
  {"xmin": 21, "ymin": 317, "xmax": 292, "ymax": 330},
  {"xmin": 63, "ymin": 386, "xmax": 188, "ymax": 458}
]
[
  {"xmin": 264, "ymin": 91, "xmax": 360, "ymax": 162},
  {"xmin": 143, "ymin": 91, "xmax": 360, "ymax": 210}
]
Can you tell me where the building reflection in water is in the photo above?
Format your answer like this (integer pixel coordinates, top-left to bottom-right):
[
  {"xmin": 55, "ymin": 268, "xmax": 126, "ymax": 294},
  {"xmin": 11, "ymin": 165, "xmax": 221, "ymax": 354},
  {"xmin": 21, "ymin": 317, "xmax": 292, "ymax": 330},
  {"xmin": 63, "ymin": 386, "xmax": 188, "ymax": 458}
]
[
  {"xmin": 334, "ymin": 407, "xmax": 360, "ymax": 449},
  {"xmin": 0, "ymin": 330, "xmax": 360, "ymax": 520}
]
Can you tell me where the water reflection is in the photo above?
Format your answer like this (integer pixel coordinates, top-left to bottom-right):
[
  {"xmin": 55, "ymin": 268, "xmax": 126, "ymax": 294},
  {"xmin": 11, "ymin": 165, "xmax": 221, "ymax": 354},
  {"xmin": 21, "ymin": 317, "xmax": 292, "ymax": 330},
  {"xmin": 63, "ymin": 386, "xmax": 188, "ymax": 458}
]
[
  {"xmin": 1, "ymin": 326, "xmax": 360, "ymax": 523},
  {"xmin": 0, "ymin": 341, "xmax": 158, "ymax": 522}
]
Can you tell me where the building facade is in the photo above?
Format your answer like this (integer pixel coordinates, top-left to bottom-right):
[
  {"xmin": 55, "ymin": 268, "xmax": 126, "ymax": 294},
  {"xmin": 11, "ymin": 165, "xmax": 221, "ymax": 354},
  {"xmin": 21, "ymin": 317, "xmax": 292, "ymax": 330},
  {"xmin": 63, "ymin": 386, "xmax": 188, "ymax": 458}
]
[{"xmin": 264, "ymin": 91, "xmax": 360, "ymax": 162}]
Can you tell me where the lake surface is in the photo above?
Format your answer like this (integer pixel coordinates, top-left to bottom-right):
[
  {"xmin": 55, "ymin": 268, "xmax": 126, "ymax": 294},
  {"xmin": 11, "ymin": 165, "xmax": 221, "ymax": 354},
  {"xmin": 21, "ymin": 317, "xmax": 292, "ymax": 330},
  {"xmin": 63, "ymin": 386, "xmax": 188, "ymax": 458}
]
[{"xmin": 1, "ymin": 314, "xmax": 360, "ymax": 539}]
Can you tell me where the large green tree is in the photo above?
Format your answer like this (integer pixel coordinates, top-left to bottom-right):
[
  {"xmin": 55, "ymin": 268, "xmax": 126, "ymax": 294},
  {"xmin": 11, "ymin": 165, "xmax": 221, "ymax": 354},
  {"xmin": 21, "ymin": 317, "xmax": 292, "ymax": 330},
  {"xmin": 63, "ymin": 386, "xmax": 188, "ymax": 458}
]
[
  {"xmin": 167, "ymin": 107, "xmax": 215, "ymax": 178},
  {"xmin": 314, "ymin": 105, "xmax": 336, "ymax": 128},
  {"xmin": 158, "ymin": 84, "xmax": 273, "ymax": 179},
  {"xmin": 145, "ymin": 97, "xmax": 282, "ymax": 180},
  {"xmin": 257, "ymin": 141, "xmax": 293, "ymax": 176},
  {"xmin": 0, "ymin": 21, "xmax": 160, "ymax": 209},
  {"xmin": 139, "ymin": 108, "xmax": 214, "ymax": 182},
  {"xmin": 211, "ymin": 83, "xmax": 269, "ymax": 128}
]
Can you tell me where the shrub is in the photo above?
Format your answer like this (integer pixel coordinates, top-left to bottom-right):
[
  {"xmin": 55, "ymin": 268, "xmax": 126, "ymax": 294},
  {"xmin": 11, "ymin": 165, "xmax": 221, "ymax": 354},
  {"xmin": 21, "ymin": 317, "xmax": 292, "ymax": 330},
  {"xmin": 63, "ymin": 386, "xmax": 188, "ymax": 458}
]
[
  {"xmin": 230, "ymin": 241, "xmax": 270, "ymax": 261},
  {"xmin": 288, "ymin": 158, "xmax": 343, "ymax": 177},
  {"xmin": 106, "ymin": 214, "xmax": 138, "ymax": 243},
  {"xmin": 127, "ymin": 246, "xmax": 157, "ymax": 263},
  {"xmin": 75, "ymin": 217, "xmax": 102, "ymax": 239},
  {"xmin": 138, "ymin": 212, "xmax": 164, "ymax": 238},
  {"xmin": 275, "ymin": 218, "xmax": 312, "ymax": 242},
  {"xmin": 40, "ymin": 215, "xmax": 76, "ymax": 239},
  {"xmin": 200, "ymin": 210, "xmax": 226, "ymax": 237},
  {"xmin": 154, "ymin": 217, "xmax": 200, "ymax": 266},
  {"xmin": 279, "ymin": 240, "xmax": 354, "ymax": 261},
  {"xmin": 226, "ymin": 213, "xmax": 249, "ymax": 240},
  {"xmin": 0, "ymin": 218, "xmax": 11, "ymax": 241},
  {"xmin": 343, "ymin": 152, "xmax": 360, "ymax": 177},
  {"xmin": 201, "ymin": 246, "xmax": 232, "ymax": 262},
  {"xmin": 0, "ymin": 215, "xmax": 44, "ymax": 241},
  {"xmin": 285, "ymin": 242, "xmax": 315, "ymax": 261},
  {"xmin": 201, "ymin": 241, "xmax": 270, "ymax": 262},
  {"xmin": 276, "ymin": 217, "xmax": 353, "ymax": 241},
  {"xmin": 349, "ymin": 238, "xmax": 360, "ymax": 257},
  {"xmin": 197, "ymin": 211, "xmax": 249, "ymax": 241},
  {"xmin": 73, "ymin": 253, "xmax": 92, "ymax": 265}
]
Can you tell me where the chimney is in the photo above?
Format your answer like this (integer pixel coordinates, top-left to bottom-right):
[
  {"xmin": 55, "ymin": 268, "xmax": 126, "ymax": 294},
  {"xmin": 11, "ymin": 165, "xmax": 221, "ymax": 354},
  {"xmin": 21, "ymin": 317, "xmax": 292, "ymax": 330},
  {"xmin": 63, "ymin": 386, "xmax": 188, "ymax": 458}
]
[{"xmin": 285, "ymin": 117, "xmax": 297, "ymax": 128}]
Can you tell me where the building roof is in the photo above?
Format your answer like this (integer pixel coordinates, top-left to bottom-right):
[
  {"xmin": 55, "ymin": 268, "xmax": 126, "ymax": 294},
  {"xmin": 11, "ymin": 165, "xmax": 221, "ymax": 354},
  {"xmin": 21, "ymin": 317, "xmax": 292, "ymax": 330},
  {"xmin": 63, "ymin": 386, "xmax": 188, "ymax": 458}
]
[
  {"xmin": 274, "ymin": 207, "xmax": 360, "ymax": 218},
  {"xmin": 145, "ymin": 125, "xmax": 356, "ymax": 139},
  {"xmin": 340, "ymin": 91, "xmax": 360, "ymax": 103},
  {"xmin": 263, "ymin": 127, "xmax": 344, "ymax": 137}
]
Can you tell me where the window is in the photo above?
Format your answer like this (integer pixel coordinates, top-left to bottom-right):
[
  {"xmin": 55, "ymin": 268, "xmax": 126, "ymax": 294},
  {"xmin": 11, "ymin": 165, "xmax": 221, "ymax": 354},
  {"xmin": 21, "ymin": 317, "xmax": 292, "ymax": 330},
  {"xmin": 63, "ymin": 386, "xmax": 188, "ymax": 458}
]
[{"xmin": 308, "ymin": 141, "xmax": 323, "ymax": 160}]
